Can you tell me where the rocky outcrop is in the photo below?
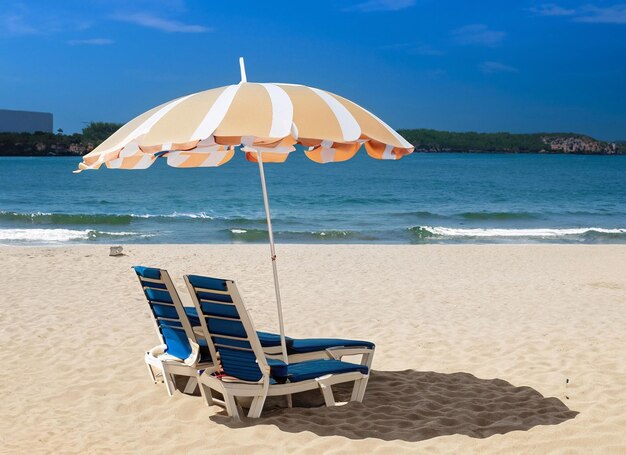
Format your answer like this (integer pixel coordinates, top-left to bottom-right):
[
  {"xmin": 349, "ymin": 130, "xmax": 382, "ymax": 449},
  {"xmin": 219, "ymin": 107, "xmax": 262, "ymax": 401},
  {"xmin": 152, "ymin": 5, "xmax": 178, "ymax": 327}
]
[
  {"xmin": 68, "ymin": 143, "xmax": 93, "ymax": 155},
  {"xmin": 541, "ymin": 136, "xmax": 618, "ymax": 154},
  {"xmin": 0, "ymin": 133, "xmax": 94, "ymax": 157}
]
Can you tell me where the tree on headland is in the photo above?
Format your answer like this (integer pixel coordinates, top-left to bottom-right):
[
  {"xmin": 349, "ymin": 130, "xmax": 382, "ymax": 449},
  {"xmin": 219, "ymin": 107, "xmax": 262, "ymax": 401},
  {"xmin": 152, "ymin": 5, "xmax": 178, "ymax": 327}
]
[
  {"xmin": 0, "ymin": 131, "xmax": 83, "ymax": 156},
  {"xmin": 81, "ymin": 122, "xmax": 123, "ymax": 145},
  {"xmin": 0, "ymin": 121, "xmax": 122, "ymax": 157}
]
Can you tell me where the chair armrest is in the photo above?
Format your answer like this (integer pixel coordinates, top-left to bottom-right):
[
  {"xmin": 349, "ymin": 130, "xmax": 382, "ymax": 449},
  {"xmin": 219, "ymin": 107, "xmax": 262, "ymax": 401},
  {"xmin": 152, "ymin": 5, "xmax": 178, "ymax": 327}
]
[{"xmin": 325, "ymin": 346, "xmax": 375, "ymax": 367}]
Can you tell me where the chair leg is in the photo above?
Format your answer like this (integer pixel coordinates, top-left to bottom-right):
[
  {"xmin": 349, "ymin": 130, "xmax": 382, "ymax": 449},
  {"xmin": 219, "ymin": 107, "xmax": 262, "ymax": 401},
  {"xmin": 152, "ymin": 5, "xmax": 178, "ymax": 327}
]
[
  {"xmin": 247, "ymin": 394, "xmax": 268, "ymax": 419},
  {"xmin": 146, "ymin": 363, "xmax": 157, "ymax": 384},
  {"xmin": 163, "ymin": 369, "xmax": 176, "ymax": 397},
  {"xmin": 199, "ymin": 382, "xmax": 214, "ymax": 406},
  {"xmin": 223, "ymin": 391, "xmax": 241, "ymax": 421},
  {"xmin": 318, "ymin": 382, "xmax": 337, "ymax": 407},
  {"xmin": 351, "ymin": 376, "xmax": 369, "ymax": 402},
  {"xmin": 183, "ymin": 376, "xmax": 198, "ymax": 394}
]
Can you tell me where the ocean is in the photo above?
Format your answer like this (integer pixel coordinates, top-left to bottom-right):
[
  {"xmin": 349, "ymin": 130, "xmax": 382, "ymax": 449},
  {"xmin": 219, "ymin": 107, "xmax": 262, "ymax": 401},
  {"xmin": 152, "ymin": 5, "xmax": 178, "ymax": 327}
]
[{"xmin": 1, "ymin": 153, "xmax": 625, "ymax": 245}]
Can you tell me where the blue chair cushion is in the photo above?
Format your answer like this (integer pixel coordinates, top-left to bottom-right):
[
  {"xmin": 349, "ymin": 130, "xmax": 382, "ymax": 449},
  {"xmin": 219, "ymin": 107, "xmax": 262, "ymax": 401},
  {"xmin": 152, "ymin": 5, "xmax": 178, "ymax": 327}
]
[
  {"xmin": 184, "ymin": 307, "xmax": 201, "ymax": 326},
  {"xmin": 200, "ymin": 301, "xmax": 238, "ymax": 318},
  {"xmin": 140, "ymin": 279, "xmax": 167, "ymax": 290},
  {"xmin": 196, "ymin": 290, "xmax": 233, "ymax": 303},
  {"xmin": 266, "ymin": 358, "xmax": 289, "ymax": 379},
  {"xmin": 219, "ymin": 348, "xmax": 263, "ymax": 381},
  {"xmin": 254, "ymin": 332, "xmax": 373, "ymax": 353},
  {"xmin": 133, "ymin": 266, "xmax": 161, "ymax": 279},
  {"xmin": 187, "ymin": 275, "xmax": 228, "ymax": 291},
  {"xmin": 152, "ymin": 303, "xmax": 179, "ymax": 320},
  {"xmin": 271, "ymin": 359, "xmax": 368, "ymax": 383},
  {"xmin": 161, "ymin": 326, "xmax": 192, "ymax": 360},
  {"xmin": 145, "ymin": 288, "xmax": 173, "ymax": 304},
  {"xmin": 184, "ymin": 316, "xmax": 293, "ymax": 348},
  {"xmin": 257, "ymin": 331, "xmax": 294, "ymax": 347},
  {"xmin": 207, "ymin": 318, "xmax": 247, "ymax": 338},
  {"xmin": 288, "ymin": 338, "xmax": 374, "ymax": 353}
]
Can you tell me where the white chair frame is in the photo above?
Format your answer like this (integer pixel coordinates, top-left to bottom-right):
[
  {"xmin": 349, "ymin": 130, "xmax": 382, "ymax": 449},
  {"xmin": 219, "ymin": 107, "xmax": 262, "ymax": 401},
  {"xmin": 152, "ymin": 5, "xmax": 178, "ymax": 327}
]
[
  {"xmin": 185, "ymin": 278, "xmax": 370, "ymax": 420},
  {"xmin": 136, "ymin": 269, "xmax": 217, "ymax": 397},
  {"xmin": 185, "ymin": 277, "xmax": 375, "ymax": 367}
]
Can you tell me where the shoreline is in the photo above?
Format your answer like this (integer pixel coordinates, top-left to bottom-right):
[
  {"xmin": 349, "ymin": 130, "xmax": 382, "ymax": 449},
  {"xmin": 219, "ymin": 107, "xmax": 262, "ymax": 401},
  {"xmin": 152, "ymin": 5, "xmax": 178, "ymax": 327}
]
[
  {"xmin": 2, "ymin": 242, "xmax": 626, "ymax": 246},
  {"xmin": 2, "ymin": 242, "xmax": 626, "ymax": 249}
]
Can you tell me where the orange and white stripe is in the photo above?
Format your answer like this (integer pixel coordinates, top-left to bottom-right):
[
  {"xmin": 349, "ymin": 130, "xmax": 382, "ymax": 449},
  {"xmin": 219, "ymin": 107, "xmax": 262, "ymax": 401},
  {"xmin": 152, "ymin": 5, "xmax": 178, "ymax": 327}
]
[
  {"xmin": 304, "ymin": 140, "xmax": 361, "ymax": 164},
  {"xmin": 76, "ymin": 76, "xmax": 413, "ymax": 172}
]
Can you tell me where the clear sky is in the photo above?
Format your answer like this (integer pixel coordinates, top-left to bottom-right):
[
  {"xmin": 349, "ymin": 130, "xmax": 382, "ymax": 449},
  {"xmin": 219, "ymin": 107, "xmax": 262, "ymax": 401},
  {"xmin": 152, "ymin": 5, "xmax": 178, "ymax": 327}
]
[{"xmin": 1, "ymin": 0, "xmax": 625, "ymax": 139}]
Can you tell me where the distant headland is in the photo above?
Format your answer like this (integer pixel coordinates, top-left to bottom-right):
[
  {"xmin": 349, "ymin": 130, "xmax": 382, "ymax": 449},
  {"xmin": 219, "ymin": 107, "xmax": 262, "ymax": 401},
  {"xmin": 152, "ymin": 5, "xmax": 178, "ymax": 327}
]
[
  {"xmin": 398, "ymin": 129, "xmax": 625, "ymax": 155},
  {"xmin": 0, "ymin": 123, "xmax": 624, "ymax": 156},
  {"xmin": 0, "ymin": 122, "xmax": 121, "ymax": 157}
]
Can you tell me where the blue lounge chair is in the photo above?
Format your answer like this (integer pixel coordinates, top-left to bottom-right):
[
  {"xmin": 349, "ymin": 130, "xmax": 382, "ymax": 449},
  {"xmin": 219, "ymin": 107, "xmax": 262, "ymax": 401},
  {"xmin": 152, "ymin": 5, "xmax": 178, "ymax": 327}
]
[
  {"xmin": 133, "ymin": 266, "xmax": 216, "ymax": 396},
  {"xmin": 184, "ymin": 274, "xmax": 371, "ymax": 419},
  {"xmin": 185, "ymin": 274, "xmax": 375, "ymax": 367}
]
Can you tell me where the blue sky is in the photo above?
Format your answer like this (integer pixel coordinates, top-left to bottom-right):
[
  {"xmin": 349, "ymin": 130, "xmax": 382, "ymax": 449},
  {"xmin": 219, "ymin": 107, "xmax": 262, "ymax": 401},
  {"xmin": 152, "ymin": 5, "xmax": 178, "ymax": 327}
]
[{"xmin": 1, "ymin": 0, "xmax": 625, "ymax": 139}]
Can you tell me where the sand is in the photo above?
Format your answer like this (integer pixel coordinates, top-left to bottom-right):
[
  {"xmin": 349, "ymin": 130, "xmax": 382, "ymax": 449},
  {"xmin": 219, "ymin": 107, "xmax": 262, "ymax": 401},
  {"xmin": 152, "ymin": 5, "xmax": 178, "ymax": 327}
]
[{"xmin": 1, "ymin": 244, "xmax": 625, "ymax": 454}]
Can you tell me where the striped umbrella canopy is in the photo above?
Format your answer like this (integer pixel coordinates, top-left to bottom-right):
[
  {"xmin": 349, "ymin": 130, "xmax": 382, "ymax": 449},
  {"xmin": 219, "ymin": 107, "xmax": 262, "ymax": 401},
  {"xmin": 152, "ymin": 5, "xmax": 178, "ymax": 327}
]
[{"xmin": 76, "ymin": 58, "xmax": 414, "ymax": 362}]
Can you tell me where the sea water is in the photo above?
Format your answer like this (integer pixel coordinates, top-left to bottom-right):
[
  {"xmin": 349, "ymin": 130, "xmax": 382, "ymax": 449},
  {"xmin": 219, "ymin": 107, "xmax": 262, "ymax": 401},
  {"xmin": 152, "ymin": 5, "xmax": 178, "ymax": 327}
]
[{"xmin": 0, "ymin": 153, "xmax": 625, "ymax": 244}]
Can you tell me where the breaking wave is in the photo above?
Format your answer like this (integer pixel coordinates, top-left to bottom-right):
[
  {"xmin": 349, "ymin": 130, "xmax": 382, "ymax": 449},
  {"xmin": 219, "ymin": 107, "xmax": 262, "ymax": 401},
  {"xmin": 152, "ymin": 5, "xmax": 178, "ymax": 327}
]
[
  {"xmin": 0, "ymin": 228, "xmax": 152, "ymax": 243},
  {"xmin": 409, "ymin": 226, "xmax": 626, "ymax": 241}
]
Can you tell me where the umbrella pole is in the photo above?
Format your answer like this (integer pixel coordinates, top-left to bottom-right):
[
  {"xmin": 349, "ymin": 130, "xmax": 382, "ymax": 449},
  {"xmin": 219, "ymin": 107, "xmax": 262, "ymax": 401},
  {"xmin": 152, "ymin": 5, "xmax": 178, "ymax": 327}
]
[{"xmin": 256, "ymin": 151, "xmax": 289, "ymax": 364}]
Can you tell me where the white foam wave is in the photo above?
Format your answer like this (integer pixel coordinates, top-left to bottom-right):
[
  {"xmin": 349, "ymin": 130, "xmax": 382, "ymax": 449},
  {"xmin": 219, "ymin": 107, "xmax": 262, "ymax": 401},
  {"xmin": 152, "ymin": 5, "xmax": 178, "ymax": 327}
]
[
  {"xmin": 0, "ymin": 229, "xmax": 148, "ymax": 242},
  {"xmin": 131, "ymin": 212, "xmax": 214, "ymax": 219},
  {"xmin": 316, "ymin": 231, "xmax": 349, "ymax": 236},
  {"xmin": 419, "ymin": 226, "xmax": 626, "ymax": 237},
  {"xmin": 230, "ymin": 229, "xmax": 247, "ymax": 234}
]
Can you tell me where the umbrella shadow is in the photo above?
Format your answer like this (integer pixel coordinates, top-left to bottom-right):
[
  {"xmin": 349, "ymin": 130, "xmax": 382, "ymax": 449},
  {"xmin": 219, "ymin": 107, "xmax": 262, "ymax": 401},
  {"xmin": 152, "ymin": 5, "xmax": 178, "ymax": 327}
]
[{"xmin": 210, "ymin": 370, "xmax": 578, "ymax": 442}]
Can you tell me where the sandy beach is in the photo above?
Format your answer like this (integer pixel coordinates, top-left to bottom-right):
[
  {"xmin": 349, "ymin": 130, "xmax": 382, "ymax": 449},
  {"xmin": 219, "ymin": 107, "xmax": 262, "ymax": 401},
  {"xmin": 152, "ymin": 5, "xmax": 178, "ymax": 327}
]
[{"xmin": 1, "ymin": 244, "xmax": 625, "ymax": 454}]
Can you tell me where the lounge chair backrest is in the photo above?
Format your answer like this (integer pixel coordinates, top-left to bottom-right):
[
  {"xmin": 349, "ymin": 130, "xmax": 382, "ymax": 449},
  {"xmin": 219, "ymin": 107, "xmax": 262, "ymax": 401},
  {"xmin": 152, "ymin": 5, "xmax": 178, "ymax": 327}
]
[
  {"xmin": 133, "ymin": 266, "xmax": 196, "ymax": 361},
  {"xmin": 185, "ymin": 274, "xmax": 270, "ymax": 382}
]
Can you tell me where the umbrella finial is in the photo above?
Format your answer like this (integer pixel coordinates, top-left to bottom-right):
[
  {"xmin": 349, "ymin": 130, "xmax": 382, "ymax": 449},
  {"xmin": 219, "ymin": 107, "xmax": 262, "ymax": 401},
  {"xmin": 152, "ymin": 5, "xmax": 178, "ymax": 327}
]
[{"xmin": 239, "ymin": 57, "xmax": 247, "ymax": 83}]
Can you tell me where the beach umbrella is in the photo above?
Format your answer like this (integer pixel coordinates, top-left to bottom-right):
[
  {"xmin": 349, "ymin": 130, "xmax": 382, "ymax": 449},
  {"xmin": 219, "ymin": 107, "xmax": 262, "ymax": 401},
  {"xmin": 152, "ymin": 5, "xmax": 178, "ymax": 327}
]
[{"xmin": 76, "ymin": 58, "xmax": 414, "ymax": 362}]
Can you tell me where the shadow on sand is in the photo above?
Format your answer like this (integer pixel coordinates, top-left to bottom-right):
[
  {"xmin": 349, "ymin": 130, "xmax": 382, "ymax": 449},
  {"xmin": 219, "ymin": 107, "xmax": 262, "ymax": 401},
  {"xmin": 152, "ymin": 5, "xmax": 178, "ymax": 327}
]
[{"xmin": 209, "ymin": 370, "xmax": 578, "ymax": 442}]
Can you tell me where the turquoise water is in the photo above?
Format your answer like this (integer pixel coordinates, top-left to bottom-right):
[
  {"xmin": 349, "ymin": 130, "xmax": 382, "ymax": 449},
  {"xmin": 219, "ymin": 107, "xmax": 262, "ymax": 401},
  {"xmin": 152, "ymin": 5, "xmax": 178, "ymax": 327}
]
[{"xmin": 0, "ymin": 153, "xmax": 625, "ymax": 244}]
